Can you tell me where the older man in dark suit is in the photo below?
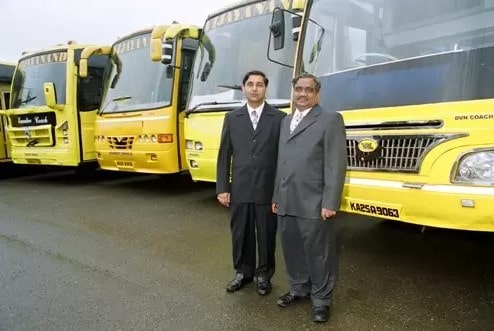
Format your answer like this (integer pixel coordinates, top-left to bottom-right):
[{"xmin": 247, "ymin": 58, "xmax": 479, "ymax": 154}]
[
  {"xmin": 217, "ymin": 70, "xmax": 286, "ymax": 296},
  {"xmin": 272, "ymin": 73, "xmax": 347, "ymax": 323}
]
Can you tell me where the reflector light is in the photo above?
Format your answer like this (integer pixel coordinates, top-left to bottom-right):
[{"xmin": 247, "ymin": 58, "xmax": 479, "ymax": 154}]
[
  {"xmin": 461, "ymin": 199, "xmax": 475, "ymax": 208},
  {"xmin": 158, "ymin": 134, "xmax": 173, "ymax": 143}
]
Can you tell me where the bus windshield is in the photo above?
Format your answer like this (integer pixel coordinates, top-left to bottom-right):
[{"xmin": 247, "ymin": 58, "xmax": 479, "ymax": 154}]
[
  {"xmin": 301, "ymin": 0, "xmax": 494, "ymax": 111},
  {"xmin": 101, "ymin": 32, "xmax": 173, "ymax": 114},
  {"xmin": 11, "ymin": 51, "xmax": 67, "ymax": 109},
  {"xmin": 188, "ymin": 2, "xmax": 296, "ymax": 111}
]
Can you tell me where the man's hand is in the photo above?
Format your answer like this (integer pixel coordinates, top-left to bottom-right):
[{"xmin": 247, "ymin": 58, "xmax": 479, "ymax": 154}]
[
  {"xmin": 271, "ymin": 203, "xmax": 278, "ymax": 214},
  {"xmin": 217, "ymin": 192, "xmax": 230, "ymax": 207},
  {"xmin": 321, "ymin": 208, "xmax": 336, "ymax": 220}
]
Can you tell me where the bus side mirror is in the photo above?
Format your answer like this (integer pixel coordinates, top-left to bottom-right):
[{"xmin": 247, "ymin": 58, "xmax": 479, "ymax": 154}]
[
  {"xmin": 270, "ymin": 8, "xmax": 285, "ymax": 50},
  {"xmin": 43, "ymin": 82, "xmax": 63, "ymax": 111},
  {"xmin": 151, "ymin": 39, "xmax": 174, "ymax": 64},
  {"xmin": 200, "ymin": 62, "xmax": 212, "ymax": 82},
  {"xmin": 161, "ymin": 40, "xmax": 174, "ymax": 65},
  {"xmin": 150, "ymin": 36, "xmax": 163, "ymax": 61},
  {"xmin": 166, "ymin": 65, "xmax": 174, "ymax": 79},
  {"xmin": 80, "ymin": 58, "xmax": 88, "ymax": 78},
  {"xmin": 291, "ymin": 13, "xmax": 302, "ymax": 42}
]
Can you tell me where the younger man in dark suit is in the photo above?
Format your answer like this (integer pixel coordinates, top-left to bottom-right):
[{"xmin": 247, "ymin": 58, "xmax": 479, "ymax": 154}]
[{"xmin": 216, "ymin": 70, "xmax": 286, "ymax": 295}]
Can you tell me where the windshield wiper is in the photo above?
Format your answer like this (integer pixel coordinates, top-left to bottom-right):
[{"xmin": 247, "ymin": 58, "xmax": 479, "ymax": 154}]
[
  {"xmin": 112, "ymin": 95, "xmax": 132, "ymax": 102},
  {"xmin": 99, "ymin": 96, "xmax": 131, "ymax": 114},
  {"xmin": 187, "ymin": 101, "xmax": 243, "ymax": 113},
  {"xmin": 27, "ymin": 139, "xmax": 39, "ymax": 147},
  {"xmin": 217, "ymin": 84, "xmax": 242, "ymax": 91},
  {"xmin": 21, "ymin": 96, "xmax": 37, "ymax": 104}
]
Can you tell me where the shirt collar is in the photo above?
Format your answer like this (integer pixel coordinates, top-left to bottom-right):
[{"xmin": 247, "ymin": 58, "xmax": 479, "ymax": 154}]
[
  {"xmin": 294, "ymin": 107, "xmax": 311, "ymax": 118},
  {"xmin": 247, "ymin": 102, "xmax": 265, "ymax": 116}
]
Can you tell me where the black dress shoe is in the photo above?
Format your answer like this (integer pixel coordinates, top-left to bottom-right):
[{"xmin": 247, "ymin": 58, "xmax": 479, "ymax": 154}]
[
  {"xmin": 256, "ymin": 278, "xmax": 272, "ymax": 296},
  {"xmin": 277, "ymin": 291, "xmax": 310, "ymax": 307},
  {"xmin": 225, "ymin": 274, "xmax": 253, "ymax": 292},
  {"xmin": 312, "ymin": 305, "xmax": 330, "ymax": 323}
]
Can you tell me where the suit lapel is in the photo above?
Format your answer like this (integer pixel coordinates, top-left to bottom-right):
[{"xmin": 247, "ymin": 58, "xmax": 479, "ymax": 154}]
[
  {"xmin": 281, "ymin": 113, "xmax": 293, "ymax": 144},
  {"xmin": 235, "ymin": 105, "xmax": 255, "ymax": 134},
  {"xmin": 253, "ymin": 104, "xmax": 274, "ymax": 137},
  {"xmin": 286, "ymin": 106, "xmax": 321, "ymax": 141}
]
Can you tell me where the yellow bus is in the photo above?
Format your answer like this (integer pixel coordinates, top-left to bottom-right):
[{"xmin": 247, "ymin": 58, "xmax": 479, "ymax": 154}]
[
  {"xmin": 272, "ymin": 0, "xmax": 494, "ymax": 231},
  {"xmin": 80, "ymin": 24, "xmax": 199, "ymax": 174},
  {"xmin": 0, "ymin": 61, "xmax": 15, "ymax": 163},
  {"xmin": 184, "ymin": 0, "xmax": 304, "ymax": 182},
  {"xmin": 1, "ymin": 42, "xmax": 109, "ymax": 169}
]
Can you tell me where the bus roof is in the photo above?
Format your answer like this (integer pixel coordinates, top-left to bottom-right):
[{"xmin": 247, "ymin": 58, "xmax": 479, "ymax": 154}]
[
  {"xmin": 19, "ymin": 42, "xmax": 102, "ymax": 60},
  {"xmin": 207, "ymin": 0, "xmax": 263, "ymax": 19},
  {"xmin": 113, "ymin": 27, "xmax": 155, "ymax": 44}
]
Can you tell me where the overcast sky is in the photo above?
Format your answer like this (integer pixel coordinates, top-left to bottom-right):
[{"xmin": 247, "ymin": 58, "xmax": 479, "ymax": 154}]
[{"xmin": 1, "ymin": 0, "xmax": 233, "ymax": 62}]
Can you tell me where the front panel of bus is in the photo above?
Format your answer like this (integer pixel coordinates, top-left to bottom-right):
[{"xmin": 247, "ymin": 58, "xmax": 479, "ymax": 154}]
[
  {"xmin": 297, "ymin": 0, "xmax": 494, "ymax": 231},
  {"xmin": 0, "ymin": 83, "xmax": 11, "ymax": 161},
  {"xmin": 95, "ymin": 32, "xmax": 196, "ymax": 174},
  {"xmin": 7, "ymin": 48, "xmax": 107, "ymax": 166},
  {"xmin": 185, "ymin": 0, "xmax": 297, "ymax": 182}
]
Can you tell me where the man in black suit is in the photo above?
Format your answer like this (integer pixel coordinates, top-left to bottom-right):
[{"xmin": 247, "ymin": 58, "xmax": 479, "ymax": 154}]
[{"xmin": 216, "ymin": 70, "xmax": 286, "ymax": 295}]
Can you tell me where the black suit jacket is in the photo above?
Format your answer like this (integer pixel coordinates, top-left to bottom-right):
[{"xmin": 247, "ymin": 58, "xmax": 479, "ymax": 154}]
[{"xmin": 216, "ymin": 103, "xmax": 286, "ymax": 203}]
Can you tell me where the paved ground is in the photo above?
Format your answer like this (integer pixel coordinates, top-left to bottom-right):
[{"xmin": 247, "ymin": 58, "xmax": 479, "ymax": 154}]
[{"xmin": 0, "ymin": 170, "xmax": 493, "ymax": 330}]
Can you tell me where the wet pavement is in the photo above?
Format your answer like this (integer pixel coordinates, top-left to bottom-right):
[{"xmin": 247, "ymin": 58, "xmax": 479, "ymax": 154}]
[{"xmin": 0, "ymin": 170, "xmax": 493, "ymax": 330}]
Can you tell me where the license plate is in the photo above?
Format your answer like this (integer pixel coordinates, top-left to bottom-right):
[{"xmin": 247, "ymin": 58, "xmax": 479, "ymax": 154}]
[{"xmin": 116, "ymin": 160, "xmax": 134, "ymax": 168}]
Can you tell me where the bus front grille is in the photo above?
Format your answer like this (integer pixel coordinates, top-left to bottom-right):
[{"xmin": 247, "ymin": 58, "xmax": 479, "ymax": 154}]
[
  {"xmin": 107, "ymin": 136, "xmax": 134, "ymax": 149},
  {"xmin": 346, "ymin": 134, "xmax": 465, "ymax": 173},
  {"xmin": 9, "ymin": 125, "xmax": 54, "ymax": 147}
]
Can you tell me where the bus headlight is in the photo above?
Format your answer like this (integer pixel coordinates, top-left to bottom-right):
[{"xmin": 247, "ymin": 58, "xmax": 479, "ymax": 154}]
[
  {"xmin": 454, "ymin": 151, "xmax": 494, "ymax": 183},
  {"xmin": 60, "ymin": 121, "xmax": 69, "ymax": 137},
  {"xmin": 185, "ymin": 140, "xmax": 194, "ymax": 150},
  {"xmin": 194, "ymin": 141, "xmax": 203, "ymax": 151}
]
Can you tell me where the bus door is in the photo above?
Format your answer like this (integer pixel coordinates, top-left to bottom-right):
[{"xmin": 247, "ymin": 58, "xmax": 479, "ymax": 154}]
[
  {"xmin": 76, "ymin": 54, "xmax": 108, "ymax": 162},
  {"xmin": 0, "ymin": 90, "xmax": 10, "ymax": 160},
  {"xmin": 177, "ymin": 38, "xmax": 198, "ymax": 170}
]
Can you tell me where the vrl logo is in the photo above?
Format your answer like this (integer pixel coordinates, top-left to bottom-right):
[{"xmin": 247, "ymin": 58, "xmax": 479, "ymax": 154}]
[
  {"xmin": 361, "ymin": 142, "xmax": 373, "ymax": 149},
  {"xmin": 357, "ymin": 138, "xmax": 379, "ymax": 153}
]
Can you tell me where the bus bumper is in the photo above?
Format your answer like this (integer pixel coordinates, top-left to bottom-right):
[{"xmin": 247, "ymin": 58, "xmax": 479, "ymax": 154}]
[
  {"xmin": 97, "ymin": 149, "xmax": 181, "ymax": 174},
  {"xmin": 341, "ymin": 177, "xmax": 494, "ymax": 232},
  {"xmin": 185, "ymin": 149, "xmax": 217, "ymax": 182},
  {"xmin": 11, "ymin": 148, "xmax": 80, "ymax": 166}
]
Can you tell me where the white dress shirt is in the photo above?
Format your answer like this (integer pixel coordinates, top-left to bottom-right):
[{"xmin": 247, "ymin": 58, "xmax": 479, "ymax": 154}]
[
  {"xmin": 247, "ymin": 102, "xmax": 264, "ymax": 130},
  {"xmin": 290, "ymin": 108, "xmax": 311, "ymax": 133}
]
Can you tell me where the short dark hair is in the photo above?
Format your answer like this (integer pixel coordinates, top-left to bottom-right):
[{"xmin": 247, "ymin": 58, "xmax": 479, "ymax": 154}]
[
  {"xmin": 242, "ymin": 70, "xmax": 269, "ymax": 86},
  {"xmin": 292, "ymin": 73, "xmax": 321, "ymax": 92}
]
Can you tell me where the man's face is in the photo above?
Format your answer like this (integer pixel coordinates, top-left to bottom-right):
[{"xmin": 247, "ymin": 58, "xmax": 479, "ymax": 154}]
[
  {"xmin": 242, "ymin": 74, "xmax": 267, "ymax": 104},
  {"xmin": 293, "ymin": 77, "xmax": 319, "ymax": 111}
]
